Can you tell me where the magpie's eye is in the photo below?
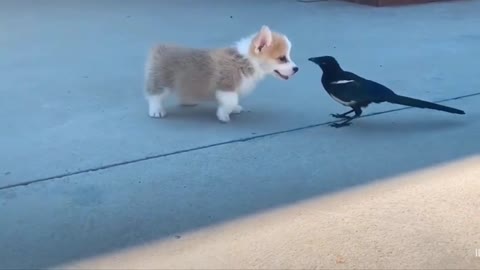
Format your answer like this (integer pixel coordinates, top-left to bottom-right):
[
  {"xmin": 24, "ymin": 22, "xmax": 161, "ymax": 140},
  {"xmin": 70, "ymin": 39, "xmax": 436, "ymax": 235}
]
[{"xmin": 278, "ymin": 56, "xmax": 288, "ymax": 63}]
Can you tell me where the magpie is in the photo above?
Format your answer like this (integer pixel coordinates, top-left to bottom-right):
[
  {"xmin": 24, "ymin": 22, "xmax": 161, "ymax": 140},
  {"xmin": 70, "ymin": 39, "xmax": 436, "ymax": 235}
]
[{"xmin": 308, "ymin": 56, "xmax": 465, "ymax": 128}]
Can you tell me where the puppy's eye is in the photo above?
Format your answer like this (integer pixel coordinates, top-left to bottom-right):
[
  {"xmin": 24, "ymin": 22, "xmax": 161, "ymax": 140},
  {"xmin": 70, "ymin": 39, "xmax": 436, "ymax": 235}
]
[{"xmin": 278, "ymin": 56, "xmax": 288, "ymax": 63}]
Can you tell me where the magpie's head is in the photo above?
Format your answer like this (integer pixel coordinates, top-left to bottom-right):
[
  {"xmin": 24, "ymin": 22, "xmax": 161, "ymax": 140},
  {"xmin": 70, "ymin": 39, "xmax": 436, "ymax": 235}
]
[{"xmin": 307, "ymin": 56, "xmax": 341, "ymax": 71}]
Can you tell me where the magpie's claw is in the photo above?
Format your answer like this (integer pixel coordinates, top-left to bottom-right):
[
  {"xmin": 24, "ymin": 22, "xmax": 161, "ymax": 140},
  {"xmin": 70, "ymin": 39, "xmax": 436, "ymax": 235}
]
[{"xmin": 330, "ymin": 113, "xmax": 351, "ymax": 119}]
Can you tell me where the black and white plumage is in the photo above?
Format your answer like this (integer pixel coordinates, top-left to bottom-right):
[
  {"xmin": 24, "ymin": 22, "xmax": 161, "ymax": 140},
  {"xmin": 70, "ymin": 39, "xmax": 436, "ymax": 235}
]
[{"xmin": 308, "ymin": 56, "xmax": 465, "ymax": 128}]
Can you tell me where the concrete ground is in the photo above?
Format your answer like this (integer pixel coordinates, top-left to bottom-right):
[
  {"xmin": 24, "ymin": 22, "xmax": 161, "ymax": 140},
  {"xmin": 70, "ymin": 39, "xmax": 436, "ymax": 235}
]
[{"xmin": 1, "ymin": 0, "xmax": 479, "ymax": 269}]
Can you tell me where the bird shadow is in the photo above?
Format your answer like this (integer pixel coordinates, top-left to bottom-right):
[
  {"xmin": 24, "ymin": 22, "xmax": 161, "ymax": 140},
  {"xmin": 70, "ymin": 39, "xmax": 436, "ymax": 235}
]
[{"xmin": 346, "ymin": 115, "xmax": 469, "ymax": 134}]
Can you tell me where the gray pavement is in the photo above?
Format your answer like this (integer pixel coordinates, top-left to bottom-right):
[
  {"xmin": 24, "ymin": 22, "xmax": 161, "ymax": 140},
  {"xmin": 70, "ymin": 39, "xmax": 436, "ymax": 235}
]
[{"xmin": 1, "ymin": 0, "xmax": 480, "ymax": 269}]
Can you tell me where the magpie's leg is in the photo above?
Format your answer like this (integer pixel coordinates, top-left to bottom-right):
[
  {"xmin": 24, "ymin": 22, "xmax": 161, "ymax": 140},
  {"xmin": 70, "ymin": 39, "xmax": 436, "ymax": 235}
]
[
  {"xmin": 329, "ymin": 107, "xmax": 362, "ymax": 128},
  {"xmin": 330, "ymin": 109, "xmax": 354, "ymax": 119}
]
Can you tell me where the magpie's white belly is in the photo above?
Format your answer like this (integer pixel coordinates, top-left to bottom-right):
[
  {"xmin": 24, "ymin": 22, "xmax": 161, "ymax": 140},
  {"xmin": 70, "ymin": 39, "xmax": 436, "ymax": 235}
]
[{"xmin": 329, "ymin": 93, "xmax": 356, "ymax": 106}]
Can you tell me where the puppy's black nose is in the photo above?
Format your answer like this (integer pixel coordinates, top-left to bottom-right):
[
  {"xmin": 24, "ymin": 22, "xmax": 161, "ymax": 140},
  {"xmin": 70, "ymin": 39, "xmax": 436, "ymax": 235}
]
[{"xmin": 293, "ymin": 67, "xmax": 299, "ymax": 73}]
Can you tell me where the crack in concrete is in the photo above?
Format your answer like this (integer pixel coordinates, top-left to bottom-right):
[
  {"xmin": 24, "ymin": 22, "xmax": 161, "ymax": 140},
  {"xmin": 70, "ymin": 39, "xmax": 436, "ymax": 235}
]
[{"xmin": 2, "ymin": 92, "xmax": 479, "ymax": 191}]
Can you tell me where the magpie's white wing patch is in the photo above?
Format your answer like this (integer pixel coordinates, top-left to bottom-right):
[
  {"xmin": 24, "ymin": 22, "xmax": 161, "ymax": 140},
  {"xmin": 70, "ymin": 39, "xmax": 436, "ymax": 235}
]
[{"xmin": 331, "ymin": 80, "xmax": 354, "ymax": 85}]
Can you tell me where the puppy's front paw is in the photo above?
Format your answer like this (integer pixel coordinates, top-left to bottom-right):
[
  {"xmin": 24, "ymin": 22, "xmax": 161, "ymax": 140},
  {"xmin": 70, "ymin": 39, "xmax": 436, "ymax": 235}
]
[
  {"xmin": 149, "ymin": 108, "xmax": 167, "ymax": 118},
  {"xmin": 232, "ymin": 105, "xmax": 243, "ymax": 114},
  {"xmin": 216, "ymin": 108, "xmax": 231, "ymax": 123}
]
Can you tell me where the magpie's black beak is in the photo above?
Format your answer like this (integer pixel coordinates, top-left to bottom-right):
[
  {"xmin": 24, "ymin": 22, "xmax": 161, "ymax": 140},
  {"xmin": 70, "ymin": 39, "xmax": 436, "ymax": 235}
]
[{"xmin": 307, "ymin": 57, "xmax": 315, "ymax": 62}]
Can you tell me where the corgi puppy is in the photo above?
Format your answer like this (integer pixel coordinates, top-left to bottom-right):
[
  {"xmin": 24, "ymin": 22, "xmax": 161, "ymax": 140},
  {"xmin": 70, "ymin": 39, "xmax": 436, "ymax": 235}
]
[{"xmin": 144, "ymin": 25, "xmax": 299, "ymax": 123}]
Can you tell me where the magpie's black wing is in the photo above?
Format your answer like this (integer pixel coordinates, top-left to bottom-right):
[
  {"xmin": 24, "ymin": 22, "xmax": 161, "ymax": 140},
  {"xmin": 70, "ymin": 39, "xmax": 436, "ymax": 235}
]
[
  {"xmin": 324, "ymin": 72, "xmax": 371, "ymax": 104},
  {"xmin": 328, "ymin": 71, "xmax": 396, "ymax": 104}
]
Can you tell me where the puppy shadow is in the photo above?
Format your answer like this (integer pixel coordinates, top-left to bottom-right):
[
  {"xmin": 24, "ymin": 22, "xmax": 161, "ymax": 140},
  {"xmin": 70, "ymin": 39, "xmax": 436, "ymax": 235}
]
[
  {"xmin": 160, "ymin": 104, "xmax": 218, "ymax": 124},
  {"xmin": 158, "ymin": 103, "xmax": 280, "ymax": 127}
]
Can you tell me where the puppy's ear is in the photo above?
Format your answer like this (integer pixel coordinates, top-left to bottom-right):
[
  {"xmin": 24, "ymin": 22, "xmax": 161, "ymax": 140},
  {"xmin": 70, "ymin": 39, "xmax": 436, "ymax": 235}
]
[{"xmin": 253, "ymin": 25, "xmax": 272, "ymax": 53}]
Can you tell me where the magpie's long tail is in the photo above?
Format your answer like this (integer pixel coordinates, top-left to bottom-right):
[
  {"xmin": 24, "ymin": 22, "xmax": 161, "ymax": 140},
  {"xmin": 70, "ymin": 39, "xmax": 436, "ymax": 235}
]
[{"xmin": 385, "ymin": 94, "xmax": 465, "ymax": 115}]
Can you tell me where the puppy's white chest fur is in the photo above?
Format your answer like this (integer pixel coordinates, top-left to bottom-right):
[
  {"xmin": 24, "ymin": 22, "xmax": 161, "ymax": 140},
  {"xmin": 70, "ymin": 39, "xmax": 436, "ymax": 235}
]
[
  {"xmin": 237, "ymin": 72, "xmax": 263, "ymax": 97},
  {"xmin": 234, "ymin": 38, "xmax": 265, "ymax": 97}
]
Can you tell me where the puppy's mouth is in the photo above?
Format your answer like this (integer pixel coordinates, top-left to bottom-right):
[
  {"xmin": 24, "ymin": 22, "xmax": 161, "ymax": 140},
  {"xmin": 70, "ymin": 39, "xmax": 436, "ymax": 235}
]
[{"xmin": 274, "ymin": 70, "xmax": 289, "ymax": 80}]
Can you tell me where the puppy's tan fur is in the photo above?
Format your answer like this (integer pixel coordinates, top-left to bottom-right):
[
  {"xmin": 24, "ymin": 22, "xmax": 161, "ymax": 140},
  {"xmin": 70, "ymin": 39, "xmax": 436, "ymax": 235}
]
[
  {"xmin": 146, "ymin": 46, "xmax": 254, "ymax": 102},
  {"xmin": 144, "ymin": 25, "xmax": 298, "ymax": 122}
]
